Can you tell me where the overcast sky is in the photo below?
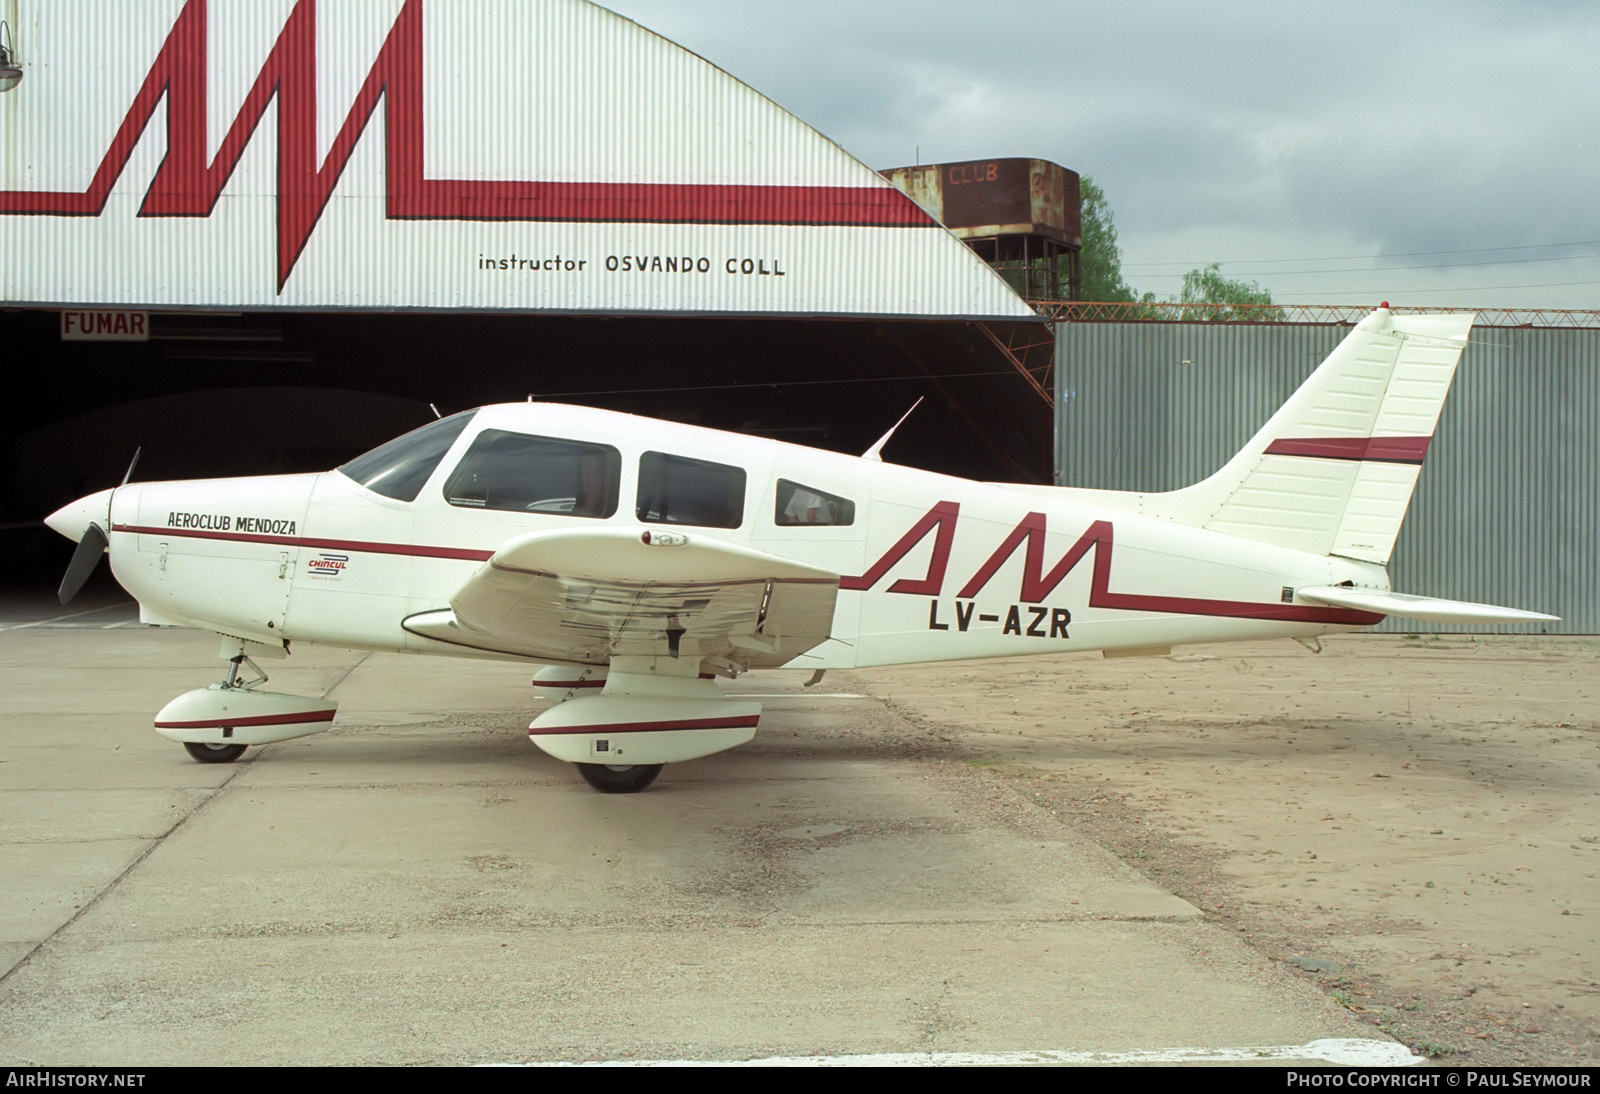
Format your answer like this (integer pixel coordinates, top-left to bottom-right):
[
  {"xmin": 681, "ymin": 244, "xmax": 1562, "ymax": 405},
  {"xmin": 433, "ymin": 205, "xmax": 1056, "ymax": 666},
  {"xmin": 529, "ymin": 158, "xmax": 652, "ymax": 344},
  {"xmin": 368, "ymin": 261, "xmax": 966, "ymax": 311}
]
[{"xmin": 604, "ymin": 0, "xmax": 1599, "ymax": 310}]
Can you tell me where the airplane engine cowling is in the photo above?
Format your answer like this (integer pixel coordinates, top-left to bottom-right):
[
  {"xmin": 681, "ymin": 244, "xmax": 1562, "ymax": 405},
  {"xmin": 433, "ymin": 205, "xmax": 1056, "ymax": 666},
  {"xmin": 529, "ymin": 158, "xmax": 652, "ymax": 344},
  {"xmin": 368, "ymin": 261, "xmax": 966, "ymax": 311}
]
[{"xmin": 154, "ymin": 685, "xmax": 337, "ymax": 746}]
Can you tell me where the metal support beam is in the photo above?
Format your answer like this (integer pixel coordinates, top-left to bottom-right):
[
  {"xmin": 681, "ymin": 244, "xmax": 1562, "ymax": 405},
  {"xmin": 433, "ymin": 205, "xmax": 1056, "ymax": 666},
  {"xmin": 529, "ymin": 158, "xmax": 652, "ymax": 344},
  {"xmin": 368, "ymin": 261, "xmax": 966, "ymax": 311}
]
[{"xmin": 974, "ymin": 321, "xmax": 1056, "ymax": 408}]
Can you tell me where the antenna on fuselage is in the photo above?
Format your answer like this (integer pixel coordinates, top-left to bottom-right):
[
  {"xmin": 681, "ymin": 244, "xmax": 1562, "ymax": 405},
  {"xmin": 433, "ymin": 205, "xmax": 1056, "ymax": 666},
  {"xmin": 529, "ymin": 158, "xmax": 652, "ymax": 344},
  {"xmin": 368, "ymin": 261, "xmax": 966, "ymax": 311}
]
[
  {"xmin": 428, "ymin": 403, "xmax": 442, "ymax": 419},
  {"xmin": 862, "ymin": 397, "xmax": 924, "ymax": 462}
]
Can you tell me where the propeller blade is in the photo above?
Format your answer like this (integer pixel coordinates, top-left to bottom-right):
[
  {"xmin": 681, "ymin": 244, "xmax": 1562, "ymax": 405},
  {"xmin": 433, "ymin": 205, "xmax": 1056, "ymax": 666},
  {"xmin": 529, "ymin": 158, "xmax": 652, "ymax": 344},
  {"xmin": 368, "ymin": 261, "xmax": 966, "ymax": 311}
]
[{"xmin": 58, "ymin": 522, "xmax": 109, "ymax": 606}]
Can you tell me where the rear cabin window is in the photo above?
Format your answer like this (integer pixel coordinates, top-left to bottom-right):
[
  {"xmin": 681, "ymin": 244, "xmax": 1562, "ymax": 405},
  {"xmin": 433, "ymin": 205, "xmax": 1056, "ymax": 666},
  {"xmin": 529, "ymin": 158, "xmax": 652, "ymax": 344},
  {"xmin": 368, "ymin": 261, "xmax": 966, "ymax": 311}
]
[
  {"xmin": 774, "ymin": 480, "xmax": 855, "ymax": 526},
  {"xmin": 443, "ymin": 430, "xmax": 620, "ymax": 518},
  {"xmin": 337, "ymin": 410, "xmax": 476, "ymax": 502},
  {"xmin": 636, "ymin": 452, "xmax": 746, "ymax": 528}
]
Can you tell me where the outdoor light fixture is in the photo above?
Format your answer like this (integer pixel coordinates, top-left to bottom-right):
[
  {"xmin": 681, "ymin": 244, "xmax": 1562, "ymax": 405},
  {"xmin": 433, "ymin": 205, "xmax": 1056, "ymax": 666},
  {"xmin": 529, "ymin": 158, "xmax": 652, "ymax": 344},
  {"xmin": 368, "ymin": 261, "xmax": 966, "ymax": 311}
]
[{"xmin": 0, "ymin": 22, "xmax": 22, "ymax": 93}]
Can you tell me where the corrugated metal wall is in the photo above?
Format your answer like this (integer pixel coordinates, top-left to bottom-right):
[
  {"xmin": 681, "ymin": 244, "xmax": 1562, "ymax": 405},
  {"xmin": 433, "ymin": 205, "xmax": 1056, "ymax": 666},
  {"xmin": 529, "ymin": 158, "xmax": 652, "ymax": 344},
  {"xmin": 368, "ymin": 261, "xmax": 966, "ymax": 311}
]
[{"xmin": 1054, "ymin": 323, "xmax": 1598, "ymax": 633}]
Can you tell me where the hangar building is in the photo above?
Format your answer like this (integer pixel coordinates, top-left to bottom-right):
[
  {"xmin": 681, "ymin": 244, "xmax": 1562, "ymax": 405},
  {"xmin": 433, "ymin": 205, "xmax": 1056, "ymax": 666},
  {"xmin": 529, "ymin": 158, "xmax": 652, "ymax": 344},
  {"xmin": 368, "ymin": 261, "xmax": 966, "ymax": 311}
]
[{"xmin": 0, "ymin": 0, "xmax": 1055, "ymax": 583}]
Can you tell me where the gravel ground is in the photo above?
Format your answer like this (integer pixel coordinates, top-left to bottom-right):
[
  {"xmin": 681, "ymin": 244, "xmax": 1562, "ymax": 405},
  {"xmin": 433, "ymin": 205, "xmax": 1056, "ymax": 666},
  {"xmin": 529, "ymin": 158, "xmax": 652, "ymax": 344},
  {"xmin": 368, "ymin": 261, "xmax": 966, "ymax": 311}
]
[{"xmin": 851, "ymin": 634, "xmax": 1600, "ymax": 1067}]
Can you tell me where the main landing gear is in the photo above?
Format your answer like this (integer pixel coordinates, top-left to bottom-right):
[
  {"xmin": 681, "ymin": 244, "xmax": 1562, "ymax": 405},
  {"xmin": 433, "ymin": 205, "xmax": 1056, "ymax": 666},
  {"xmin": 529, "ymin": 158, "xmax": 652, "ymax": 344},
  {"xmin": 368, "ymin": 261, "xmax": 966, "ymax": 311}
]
[
  {"xmin": 528, "ymin": 660, "xmax": 760, "ymax": 794},
  {"xmin": 575, "ymin": 763, "xmax": 665, "ymax": 794}
]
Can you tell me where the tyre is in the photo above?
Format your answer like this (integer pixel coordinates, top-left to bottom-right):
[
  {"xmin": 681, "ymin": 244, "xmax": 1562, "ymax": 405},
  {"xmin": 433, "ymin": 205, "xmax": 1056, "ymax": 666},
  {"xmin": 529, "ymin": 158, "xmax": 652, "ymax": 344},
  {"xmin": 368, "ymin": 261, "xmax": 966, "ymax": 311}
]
[
  {"xmin": 183, "ymin": 741, "xmax": 248, "ymax": 764},
  {"xmin": 575, "ymin": 762, "xmax": 663, "ymax": 793}
]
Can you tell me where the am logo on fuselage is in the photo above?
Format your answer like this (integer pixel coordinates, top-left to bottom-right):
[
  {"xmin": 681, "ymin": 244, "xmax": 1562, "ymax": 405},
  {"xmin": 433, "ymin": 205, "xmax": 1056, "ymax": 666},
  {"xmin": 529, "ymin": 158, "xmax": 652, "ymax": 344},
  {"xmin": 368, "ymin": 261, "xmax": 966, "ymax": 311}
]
[{"xmin": 841, "ymin": 502, "xmax": 1094, "ymax": 639}]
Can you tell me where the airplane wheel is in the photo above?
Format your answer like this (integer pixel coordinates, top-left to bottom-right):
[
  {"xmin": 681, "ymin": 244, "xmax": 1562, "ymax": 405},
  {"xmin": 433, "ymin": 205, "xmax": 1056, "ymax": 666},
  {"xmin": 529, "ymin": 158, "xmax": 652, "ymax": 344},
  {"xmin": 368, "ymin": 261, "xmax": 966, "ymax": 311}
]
[
  {"xmin": 576, "ymin": 762, "xmax": 663, "ymax": 793},
  {"xmin": 183, "ymin": 742, "xmax": 248, "ymax": 764}
]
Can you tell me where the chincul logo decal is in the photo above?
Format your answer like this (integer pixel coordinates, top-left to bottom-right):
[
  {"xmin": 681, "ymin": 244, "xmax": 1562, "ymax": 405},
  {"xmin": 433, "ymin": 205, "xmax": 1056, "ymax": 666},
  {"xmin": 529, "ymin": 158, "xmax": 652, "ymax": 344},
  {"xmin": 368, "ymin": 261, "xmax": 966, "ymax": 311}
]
[{"xmin": 0, "ymin": 0, "xmax": 933, "ymax": 291}]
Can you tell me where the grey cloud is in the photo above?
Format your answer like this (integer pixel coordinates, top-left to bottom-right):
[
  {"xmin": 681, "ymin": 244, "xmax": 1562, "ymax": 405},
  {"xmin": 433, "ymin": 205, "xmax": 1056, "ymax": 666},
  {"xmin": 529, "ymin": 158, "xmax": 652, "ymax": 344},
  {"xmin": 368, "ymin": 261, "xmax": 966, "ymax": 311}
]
[{"xmin": 605, "ymin": 0, "xmax": 1600, "ymax": 305}]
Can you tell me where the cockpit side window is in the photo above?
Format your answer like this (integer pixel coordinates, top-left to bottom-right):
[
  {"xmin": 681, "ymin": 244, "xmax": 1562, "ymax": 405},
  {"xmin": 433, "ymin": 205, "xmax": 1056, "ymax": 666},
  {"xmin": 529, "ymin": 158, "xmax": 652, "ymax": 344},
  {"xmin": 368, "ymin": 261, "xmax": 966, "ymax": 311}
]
[
  {"xmin": 443, "ymin": 430, "xmax": 620, "ymax": 518},
  {"xmin": 637, "ymin": 452, "xmax": 746, "ymax": 528},
  {"xmin": 774, "ymin": 479, "xmax": 855, "ymax": 526},
  {"xmin": 337, "ymin": 410, "xmax": 476, "ymax": 502}
]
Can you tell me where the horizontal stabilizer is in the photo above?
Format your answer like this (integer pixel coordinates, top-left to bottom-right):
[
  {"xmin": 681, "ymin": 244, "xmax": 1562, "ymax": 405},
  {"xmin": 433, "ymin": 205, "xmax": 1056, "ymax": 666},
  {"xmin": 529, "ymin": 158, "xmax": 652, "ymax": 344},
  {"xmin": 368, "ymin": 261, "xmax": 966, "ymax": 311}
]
[{"xmin": 1298, "ymin": 587, "xmax": 1559, "ymax": 624}]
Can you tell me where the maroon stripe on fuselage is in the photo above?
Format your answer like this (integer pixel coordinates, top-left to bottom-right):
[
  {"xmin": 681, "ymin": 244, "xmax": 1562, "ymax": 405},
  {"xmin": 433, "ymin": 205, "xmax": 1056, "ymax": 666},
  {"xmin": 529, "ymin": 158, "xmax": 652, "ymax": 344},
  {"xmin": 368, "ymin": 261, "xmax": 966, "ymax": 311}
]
[
  {"xmin": 121, "ymin": 516, "xmax": 1383, "ymax": 629},
  {"xmin": 113, "ymin": 524, "xmax": 494, "ymax": 561},
  {"xmin": 1094, "ymin": 588, "xmax": 1380, "ymax": 624}
]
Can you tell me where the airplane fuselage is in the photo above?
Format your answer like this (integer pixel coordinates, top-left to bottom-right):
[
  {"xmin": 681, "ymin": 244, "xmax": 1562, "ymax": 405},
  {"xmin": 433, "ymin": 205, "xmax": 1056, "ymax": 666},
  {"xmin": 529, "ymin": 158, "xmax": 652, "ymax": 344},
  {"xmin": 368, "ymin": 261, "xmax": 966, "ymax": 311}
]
[{"xmin": 96, "ymin": 403, "xmax": 1388, "ymax": 672}]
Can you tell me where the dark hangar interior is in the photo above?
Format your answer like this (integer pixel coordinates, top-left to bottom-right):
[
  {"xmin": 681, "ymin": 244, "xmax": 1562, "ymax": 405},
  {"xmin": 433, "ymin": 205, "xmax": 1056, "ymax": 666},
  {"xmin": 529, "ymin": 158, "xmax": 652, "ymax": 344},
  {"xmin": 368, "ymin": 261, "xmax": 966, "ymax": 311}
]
[{"xmin": 0, "ymin": 307, "xmax": 1056, "ymax": 586}]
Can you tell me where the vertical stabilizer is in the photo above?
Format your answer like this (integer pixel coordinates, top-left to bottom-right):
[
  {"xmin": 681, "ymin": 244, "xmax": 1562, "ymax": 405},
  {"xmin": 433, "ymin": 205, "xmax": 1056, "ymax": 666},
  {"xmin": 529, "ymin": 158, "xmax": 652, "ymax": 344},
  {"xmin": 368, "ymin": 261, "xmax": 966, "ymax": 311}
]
[{"xmin": 1147, "ymin": 308, "xmax": 1475, "ymax": 564}]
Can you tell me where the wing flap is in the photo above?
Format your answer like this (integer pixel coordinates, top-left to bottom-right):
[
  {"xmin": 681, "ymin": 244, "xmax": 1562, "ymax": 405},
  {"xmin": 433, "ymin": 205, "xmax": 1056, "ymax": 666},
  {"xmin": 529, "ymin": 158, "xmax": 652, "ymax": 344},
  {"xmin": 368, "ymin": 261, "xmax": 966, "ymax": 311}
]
[{"xmin": 1298, "ymin": 586, "xmax": 1559, "ymax": 624}]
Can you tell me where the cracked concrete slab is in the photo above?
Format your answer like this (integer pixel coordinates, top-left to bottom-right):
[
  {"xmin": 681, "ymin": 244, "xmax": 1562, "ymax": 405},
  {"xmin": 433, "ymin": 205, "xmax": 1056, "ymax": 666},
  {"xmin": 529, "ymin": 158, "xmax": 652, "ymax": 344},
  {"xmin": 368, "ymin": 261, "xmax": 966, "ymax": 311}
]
[{"xmin": 0, "ymin": 627, "xmax": 1385, "ymax": 1066}]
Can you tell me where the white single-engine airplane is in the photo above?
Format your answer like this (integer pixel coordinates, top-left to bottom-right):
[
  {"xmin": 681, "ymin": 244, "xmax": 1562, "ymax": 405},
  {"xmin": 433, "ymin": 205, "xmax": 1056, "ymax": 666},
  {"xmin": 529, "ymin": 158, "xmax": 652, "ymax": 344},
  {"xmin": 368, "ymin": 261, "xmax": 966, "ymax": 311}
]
[{"xmin": 47, "ymin": 307, "xmax": 1555, "ymax": 791}]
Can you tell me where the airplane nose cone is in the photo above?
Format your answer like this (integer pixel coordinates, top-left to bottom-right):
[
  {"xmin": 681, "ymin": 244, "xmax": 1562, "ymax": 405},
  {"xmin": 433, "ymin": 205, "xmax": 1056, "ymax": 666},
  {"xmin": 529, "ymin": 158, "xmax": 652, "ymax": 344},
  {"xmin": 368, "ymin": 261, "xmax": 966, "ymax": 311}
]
[{"xmin": 45, "ymin": 488, "xmax": 115, "ymax": 543}]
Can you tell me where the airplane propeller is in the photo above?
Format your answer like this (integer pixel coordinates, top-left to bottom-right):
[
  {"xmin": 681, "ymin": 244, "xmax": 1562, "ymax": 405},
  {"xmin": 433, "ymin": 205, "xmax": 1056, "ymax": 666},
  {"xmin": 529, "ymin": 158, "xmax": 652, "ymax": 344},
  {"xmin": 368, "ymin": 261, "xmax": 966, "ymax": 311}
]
[
  {"xmin": 57, "ymin": 522, "xmax": 109, "ymax": 606},
  {"xmin": 55, "ymin": 448, "xmax": 140, "ymax": 607}
]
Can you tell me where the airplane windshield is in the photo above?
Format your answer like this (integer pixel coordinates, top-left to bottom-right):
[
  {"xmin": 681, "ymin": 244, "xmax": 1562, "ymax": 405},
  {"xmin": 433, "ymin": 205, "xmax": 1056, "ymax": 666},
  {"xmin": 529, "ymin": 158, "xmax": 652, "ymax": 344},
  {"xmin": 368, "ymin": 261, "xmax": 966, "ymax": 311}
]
[{"xmin": 337, "ymin": 410, "xmax": 477, "ymax": 502}]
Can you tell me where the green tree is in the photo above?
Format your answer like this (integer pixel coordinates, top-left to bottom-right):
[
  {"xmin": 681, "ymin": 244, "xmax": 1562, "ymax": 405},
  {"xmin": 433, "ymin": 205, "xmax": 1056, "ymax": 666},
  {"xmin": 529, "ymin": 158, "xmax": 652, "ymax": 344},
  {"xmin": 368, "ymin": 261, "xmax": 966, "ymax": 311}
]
[
  {"xmin": 1077, "ymin": 176, "xmax": 1137, "ymax": 302},
  {"xmin": 1072, "ymin": 181, "xmax": 1281, "ymax": 318},
  {"xmin": 1177, "ymin": 262, "xmax": 1284, "ymax": 321}
]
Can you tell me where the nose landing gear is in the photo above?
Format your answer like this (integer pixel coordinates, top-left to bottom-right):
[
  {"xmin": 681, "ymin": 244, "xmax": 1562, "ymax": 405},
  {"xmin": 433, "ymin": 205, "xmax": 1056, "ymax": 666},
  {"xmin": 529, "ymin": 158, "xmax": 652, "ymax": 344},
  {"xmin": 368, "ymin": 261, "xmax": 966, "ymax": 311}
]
[{"xmin": 155, "ymin": 650, "xmax": 339, "ymax": 763}]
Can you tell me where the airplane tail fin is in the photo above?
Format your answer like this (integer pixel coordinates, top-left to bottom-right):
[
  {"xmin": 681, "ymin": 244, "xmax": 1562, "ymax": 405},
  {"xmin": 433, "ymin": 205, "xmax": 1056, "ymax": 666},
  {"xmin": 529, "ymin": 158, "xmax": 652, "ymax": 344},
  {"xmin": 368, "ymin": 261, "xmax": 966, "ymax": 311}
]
[{"xmin": 1147, "ymin": 307, "xmax": 1475, "ymax": 565}]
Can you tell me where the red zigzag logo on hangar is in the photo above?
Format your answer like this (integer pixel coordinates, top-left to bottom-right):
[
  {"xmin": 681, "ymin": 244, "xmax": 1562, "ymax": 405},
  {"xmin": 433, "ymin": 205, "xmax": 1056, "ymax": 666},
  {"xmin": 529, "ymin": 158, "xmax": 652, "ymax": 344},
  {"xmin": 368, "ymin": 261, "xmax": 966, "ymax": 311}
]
[{"xmin": 0, "ymin": 0, "xmax": 935, "ymax": 291}]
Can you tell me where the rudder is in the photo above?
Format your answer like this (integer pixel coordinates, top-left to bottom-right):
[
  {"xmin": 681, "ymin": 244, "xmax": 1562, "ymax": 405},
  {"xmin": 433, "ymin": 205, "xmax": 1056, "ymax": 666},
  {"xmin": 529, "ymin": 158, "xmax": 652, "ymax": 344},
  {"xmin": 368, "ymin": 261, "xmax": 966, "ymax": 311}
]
[{"xmin": 1147, "ymin": 307, "xmax": 1475, "ymax": 564}]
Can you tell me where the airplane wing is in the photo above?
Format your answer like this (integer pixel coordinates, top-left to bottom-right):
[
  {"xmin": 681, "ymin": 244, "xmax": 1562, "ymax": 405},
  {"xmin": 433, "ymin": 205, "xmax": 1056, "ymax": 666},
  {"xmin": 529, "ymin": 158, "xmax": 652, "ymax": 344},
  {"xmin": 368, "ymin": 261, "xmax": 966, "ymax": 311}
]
[
  {"xmin": 402, "ymin": 527, "xmax": 840, "ymax": 669},
  {"xmin": 1298, "ymin": 586, "xmax": 1559, "ymax": 625}
]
